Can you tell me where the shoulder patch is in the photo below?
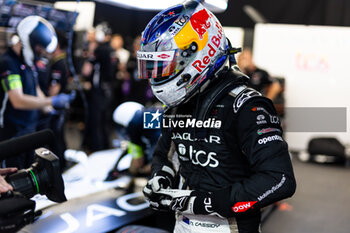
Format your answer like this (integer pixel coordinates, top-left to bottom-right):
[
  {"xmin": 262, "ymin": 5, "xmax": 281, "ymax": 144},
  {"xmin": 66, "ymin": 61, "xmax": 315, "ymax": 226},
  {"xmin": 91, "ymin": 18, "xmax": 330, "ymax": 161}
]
[{"xmin": 233, "ymin": 88, "xmax": 261, "ymax": 113}]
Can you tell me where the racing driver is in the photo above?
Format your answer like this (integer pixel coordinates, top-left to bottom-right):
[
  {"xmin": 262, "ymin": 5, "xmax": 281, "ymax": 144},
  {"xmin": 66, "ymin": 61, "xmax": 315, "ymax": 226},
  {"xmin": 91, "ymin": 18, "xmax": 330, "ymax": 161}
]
[{"xmin": 140, "ymin": 1, "xmax": 296, "ymax": 232}]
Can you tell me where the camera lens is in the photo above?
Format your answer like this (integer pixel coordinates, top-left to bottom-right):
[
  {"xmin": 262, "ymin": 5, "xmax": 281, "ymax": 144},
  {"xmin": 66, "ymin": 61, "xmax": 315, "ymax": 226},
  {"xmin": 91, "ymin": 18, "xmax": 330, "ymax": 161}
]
[
  {"xmin": 6, "ymin": 168, "xmax": 39, "ymax": 198},
  {"xmin": 5, "ymin": 148, "xmax": 67, "ymax": 202}
]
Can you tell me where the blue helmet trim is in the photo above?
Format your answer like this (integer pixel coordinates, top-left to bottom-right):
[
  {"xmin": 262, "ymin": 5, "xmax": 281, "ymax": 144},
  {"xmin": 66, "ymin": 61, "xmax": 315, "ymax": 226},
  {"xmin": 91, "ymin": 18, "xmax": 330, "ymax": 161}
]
[
  {"xmin": 142, "ymin": 1, "xmax": 199, "ymax": 45},
  {"xmin": 29, "ymin": 21, "xmax": 55, "ymax": 51},
  {"xmin": 142, "ymin": 4, "xmax": 183, "ymax": 45}
]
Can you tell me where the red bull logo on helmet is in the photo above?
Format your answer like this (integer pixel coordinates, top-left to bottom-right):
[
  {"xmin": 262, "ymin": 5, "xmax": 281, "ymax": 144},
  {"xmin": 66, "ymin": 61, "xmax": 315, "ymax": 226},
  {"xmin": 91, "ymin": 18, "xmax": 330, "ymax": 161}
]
[
  {"xmin": 173, "ymin": 9, "xmax": 211, "ymax": 51},
  {"xmin": 190, "ymin": 9, "xmax": 211, "ymax": 40},
  {"xmin": 191, "ymin": 21, "xmax": 224, "ymax": 73}
]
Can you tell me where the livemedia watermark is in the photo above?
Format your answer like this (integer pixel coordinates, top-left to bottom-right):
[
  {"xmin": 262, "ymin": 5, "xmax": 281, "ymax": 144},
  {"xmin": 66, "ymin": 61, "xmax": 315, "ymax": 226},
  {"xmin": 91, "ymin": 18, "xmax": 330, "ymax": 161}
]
[{"xmin": 143, "ymin": 111, "xmax": 221, "ymax": 129}]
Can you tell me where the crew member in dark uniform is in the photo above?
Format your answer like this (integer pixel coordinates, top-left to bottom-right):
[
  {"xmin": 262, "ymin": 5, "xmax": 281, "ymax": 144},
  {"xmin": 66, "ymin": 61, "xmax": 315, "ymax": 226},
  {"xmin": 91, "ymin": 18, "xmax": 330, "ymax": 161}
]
[
  {"xmin": 238, "ymin": 48, "xmax": 282, "ymax": 102},
  {"xmin": 106, "ymin": 101, "xmax": 162, "ymax": 180},
  {"xmin": 0, "ymin": 16, "xmax": 74, "ymax": 169},
  {"xmin": 47, "ymin": 31, "xmax": 70, "ymax": 171},
  {"xmin": 83, "ymin": 22, "xmax": 116, "ymax": 152}
]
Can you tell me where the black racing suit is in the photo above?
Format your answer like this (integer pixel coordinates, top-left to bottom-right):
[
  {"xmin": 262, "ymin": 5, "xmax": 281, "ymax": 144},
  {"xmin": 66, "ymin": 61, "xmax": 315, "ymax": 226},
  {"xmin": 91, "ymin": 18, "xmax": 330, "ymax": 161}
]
[{"xmin": 151, "ymin": 68, "xmax": 296, "ymax": 232}]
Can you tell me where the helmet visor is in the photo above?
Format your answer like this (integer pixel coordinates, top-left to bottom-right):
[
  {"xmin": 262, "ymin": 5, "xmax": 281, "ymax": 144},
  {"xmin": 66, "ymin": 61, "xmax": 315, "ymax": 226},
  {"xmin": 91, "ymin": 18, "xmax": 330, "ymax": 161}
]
[{"xmin": 137, "ymin": 50, "xmax": 181, "ymax": 85}]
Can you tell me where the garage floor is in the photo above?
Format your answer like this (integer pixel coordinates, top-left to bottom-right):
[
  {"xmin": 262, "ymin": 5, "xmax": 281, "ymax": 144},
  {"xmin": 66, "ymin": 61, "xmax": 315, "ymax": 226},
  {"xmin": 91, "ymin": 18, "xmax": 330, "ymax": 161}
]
[
  {"xmin": 65, "ymin": 125, "xmax": 350, "ymax": 233},
  {"xmin": 262, "ymin": 158, "xmax": 350, "ymax": 233}
]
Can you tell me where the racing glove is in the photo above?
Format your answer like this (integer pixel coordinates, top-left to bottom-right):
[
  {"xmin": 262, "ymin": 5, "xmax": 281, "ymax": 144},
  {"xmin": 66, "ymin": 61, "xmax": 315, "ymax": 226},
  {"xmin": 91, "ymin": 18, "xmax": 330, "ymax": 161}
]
[
  {"xmin": 155, "ymin": 188, "xmax": 259, "ymax": 218},
  {"xmin": 143, "ymin": 165, "xmax": 175, "ymax": 209},
  {"xmin": 51, "ymin": 91, "xmax": 76, "ymax": 109}
]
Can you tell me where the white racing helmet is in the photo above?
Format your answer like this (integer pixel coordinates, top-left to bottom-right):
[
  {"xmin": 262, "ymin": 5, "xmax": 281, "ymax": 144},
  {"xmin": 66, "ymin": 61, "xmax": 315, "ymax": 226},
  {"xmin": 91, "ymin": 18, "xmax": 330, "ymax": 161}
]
[
  {"xmin": 17, "ymin": 16, "xmax": 57, "ymax": 67},
  {"xmin": 113, "ymin": 101, "xmax": 144, "ymax": 127},
  {"xmin": 95, "ymin": 22, "xmax": 112, "ymax": 43},
  {"xmin": 137, "ymin": 0, "xmax": 228, "ymax": 108}
]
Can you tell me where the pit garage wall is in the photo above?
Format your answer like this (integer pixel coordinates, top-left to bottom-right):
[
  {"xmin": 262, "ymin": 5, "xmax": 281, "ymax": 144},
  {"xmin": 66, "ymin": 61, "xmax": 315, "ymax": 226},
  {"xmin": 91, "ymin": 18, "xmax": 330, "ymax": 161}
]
[
  {"xmin": 223, "ymin": 26, "xmax": 244, "ymax": 49},
  {"xmin": 253, "ymin": 24, "xmax": 350, "ymax": 151}
]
